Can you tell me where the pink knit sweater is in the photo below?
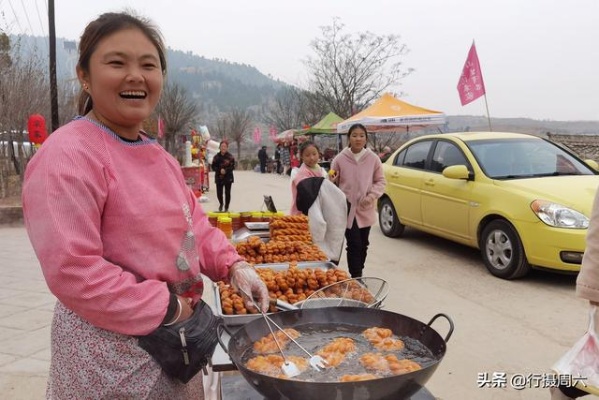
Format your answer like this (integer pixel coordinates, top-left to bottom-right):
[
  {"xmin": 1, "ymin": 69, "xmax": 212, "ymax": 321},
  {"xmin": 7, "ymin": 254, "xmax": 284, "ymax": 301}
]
[
  {"xmin": 331, "ymin": 147, "xmax": 386, "ymax": 229},
  {"xmin": 23, "ymin": 118, "xmax": 241, "ymax": 335}
]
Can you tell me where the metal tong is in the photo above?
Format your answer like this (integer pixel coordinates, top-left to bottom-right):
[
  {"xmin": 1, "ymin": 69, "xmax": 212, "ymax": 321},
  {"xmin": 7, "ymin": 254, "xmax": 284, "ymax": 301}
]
[{"xmin": 240, "ymin": 289, "xmax": 327, "ymax": 375}]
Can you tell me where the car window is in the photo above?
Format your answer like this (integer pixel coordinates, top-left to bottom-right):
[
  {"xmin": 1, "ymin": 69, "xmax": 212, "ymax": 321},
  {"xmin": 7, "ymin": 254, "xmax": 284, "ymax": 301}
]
[
  {"xmin": 431, "ymin": 142, "xmax": 467, "ymax": 173},
  {"xmin": 401, "ymin": 141, "xmax": 432, "ymax": 170},
  {"xmin": 391, "ymin": 149, "xmax": 406, "ymax": 166},
  {"xmin": 468, "ymin": 138, "xmax": 595, "ymax": 179}
]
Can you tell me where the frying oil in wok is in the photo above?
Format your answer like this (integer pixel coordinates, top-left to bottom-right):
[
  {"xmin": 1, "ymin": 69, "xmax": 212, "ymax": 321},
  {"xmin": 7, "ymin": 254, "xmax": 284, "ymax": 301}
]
[{"xmin": 242, "ymin": 323, "xmax": 437, "ymax": 382}]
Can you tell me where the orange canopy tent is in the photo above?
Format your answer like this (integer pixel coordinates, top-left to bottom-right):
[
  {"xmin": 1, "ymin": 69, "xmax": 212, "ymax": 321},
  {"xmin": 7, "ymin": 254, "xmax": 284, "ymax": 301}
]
[{"xmin": 336, "ymin": 93, "xmax": 446, "ymax": 133}]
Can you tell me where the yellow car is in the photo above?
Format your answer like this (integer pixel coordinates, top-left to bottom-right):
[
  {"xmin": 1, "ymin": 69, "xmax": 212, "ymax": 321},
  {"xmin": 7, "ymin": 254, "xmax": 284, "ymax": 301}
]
[{"xmin": 378, "ymin": 132, "xmax": 599, "ymax": 279}]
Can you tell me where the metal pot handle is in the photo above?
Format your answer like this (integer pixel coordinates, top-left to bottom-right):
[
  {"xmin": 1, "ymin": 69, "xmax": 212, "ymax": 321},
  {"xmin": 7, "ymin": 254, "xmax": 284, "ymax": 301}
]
[
  {"xmin": 426, "ymin": 313, "xmax": 454, "ymax": 343},
  {"xmin": 216, "ymin": 320, "xmax": 233, "ymax": 355}
]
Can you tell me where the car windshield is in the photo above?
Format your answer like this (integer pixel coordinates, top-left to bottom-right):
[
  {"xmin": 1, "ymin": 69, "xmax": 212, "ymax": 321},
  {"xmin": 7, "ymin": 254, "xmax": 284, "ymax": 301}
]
[{"xmin": 467, "ymin": 138, "xmax": 596, "ymax": 179}]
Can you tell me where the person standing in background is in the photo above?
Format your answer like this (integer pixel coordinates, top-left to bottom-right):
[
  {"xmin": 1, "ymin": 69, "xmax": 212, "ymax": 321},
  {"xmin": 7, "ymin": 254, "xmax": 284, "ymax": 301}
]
[
  {"xmin": 274, "ymin": 143, "xmax": 282, "ymax": 174},
  {"xmin": 280, "ymin": 143, "xmax": 291, "ymax": 176},
  {"xmin": 257, "ymin": 145, "xmax": 268, "ymax": 173},
  {"xmin": 330, "ymin": 123, "xmax": 386, "ymax": 278},
  {"xmin": 21, "ymin": 12, "xmax": 268, "ymax": 399},
  {"xmin": 211, "ymin": 140, "xmax": 236, "ymax": 212}
]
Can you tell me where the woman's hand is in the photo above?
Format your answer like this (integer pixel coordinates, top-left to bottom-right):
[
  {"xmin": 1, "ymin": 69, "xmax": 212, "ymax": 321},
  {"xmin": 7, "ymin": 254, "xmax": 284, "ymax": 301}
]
[
  {"xmin": 220, "ymin": 168, "xmax": 226, "ymax": 175},
  {"xmin": 229, "ymin": 261, "xmax": 269, "ymax": 312}
]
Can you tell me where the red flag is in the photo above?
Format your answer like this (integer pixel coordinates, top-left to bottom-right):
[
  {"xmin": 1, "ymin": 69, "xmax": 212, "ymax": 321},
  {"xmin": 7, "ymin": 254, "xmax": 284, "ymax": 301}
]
[{"xmin": 457, "ymin": 42, "xmax": 486, "ymax": 106}]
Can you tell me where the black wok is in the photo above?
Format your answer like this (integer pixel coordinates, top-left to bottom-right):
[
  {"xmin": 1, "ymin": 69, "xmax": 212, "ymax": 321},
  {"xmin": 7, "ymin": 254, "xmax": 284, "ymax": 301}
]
[{"xmin": 218, "ymin": 307, "xmax": 454, "ymax": 400}]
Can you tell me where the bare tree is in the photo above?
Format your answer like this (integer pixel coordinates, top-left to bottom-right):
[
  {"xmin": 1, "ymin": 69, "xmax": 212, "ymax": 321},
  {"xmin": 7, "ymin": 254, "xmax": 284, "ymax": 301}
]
[
  {"xmin": 210, "ymin": 113, "xmax": 230, "ymax": 141},
  {"xmin": 156, "ymin": 82, "xmax": 198, "ymax": 157},
  {"xmin": 262, "ymin": 86, "xmax": 326, "ymax": 131},
  {"xmin": 0, "ymin": 37, "xmax": 50, "ymax": 176},
  {"xmin": 305, "ymin": 18, "xmax": 413, "ymax": 118},
  {"xmin": 0, "ymin": 31, "xmax": 11, "ymax": 69},
  {"xmin": 226, "ymin": 108, "xmax": 253, "ymax": 160}
]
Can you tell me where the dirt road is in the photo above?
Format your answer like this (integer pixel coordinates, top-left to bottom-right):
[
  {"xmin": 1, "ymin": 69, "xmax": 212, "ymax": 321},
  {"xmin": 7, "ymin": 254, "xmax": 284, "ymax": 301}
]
[{"xmin": 1, "ymin": 170, "xmax": 587, "ymax": 399}]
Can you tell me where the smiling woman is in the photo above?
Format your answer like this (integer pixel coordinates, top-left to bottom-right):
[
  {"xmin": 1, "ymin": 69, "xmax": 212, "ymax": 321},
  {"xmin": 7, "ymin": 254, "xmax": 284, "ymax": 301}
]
[
  {"xmin": 21, "ymin": 11, "xmax": 269, "ymax": 400},
  {"xmin": 76, "ymin": 17, "xmax": 166, "ymax": 140}
]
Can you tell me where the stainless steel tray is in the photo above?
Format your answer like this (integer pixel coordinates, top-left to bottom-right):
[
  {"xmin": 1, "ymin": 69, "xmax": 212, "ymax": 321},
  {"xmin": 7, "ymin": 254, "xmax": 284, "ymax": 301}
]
[
  {"xmin": 214, "ymin": 261, "xmax": 337, "ymax": 326},
  {"xmin": 231, "ymin": 227, "xmax": 269, "ymax": 244},
  {"xmin": 244, "ymin": 222, "xmax": 269, "ymax": 230}
]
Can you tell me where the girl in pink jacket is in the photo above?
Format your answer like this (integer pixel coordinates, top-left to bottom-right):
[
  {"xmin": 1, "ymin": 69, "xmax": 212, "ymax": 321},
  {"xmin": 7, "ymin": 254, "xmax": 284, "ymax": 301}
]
[
  {"xmin": 290, "ymin": 141, "xmax": 328, "ymax": 215},
  {"xmin": 331, "ymin": 124, "xmax": 386, "ymax": 278}
]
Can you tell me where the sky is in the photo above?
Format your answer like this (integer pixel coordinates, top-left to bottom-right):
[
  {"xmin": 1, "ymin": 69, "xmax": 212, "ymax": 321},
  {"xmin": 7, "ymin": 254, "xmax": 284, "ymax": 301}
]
[{"xmin": 2, "ymin": 0, "xmax": 598, "ymax": 121}]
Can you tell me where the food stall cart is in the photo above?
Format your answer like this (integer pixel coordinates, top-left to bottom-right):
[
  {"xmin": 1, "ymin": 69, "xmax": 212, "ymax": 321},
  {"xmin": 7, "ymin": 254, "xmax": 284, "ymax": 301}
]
[{"xmin": 204, "ymin": 213, "xmax": 449, "ymax": 399}]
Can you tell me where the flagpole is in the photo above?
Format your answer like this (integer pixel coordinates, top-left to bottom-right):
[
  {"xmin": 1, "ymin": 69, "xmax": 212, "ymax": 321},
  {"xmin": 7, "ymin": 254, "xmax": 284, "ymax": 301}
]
[{"xmin": 483, "ymin": 94, "xmax": 492, "ymax": 132}]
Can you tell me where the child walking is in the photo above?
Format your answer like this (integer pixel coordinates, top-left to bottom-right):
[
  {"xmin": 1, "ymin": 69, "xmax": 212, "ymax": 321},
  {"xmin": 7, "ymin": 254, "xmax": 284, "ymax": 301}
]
[
  {"xmin": 330, "ymin": 124, "xmax": 386, "ymax": 278},
  {"xmin": 290, "ymin": 141, "xmax": 328, "ymax": 215},
  {"xmin": 290, "ymin": 141, "xmax": 347, "ymax": 264}
]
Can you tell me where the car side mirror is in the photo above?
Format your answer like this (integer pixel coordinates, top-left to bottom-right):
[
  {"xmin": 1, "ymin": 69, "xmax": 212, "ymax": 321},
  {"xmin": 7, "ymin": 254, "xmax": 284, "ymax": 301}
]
[{"xmin": 442, "ymin": 165, "xmax": 471, "ymax": 180}]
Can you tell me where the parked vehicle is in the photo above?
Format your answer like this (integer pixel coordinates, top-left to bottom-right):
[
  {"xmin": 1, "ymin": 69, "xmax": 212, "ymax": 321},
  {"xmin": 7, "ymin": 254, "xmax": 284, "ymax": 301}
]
[{"xmin": 378, "ymin": 132, "xmax": 599, "ymax": 279}]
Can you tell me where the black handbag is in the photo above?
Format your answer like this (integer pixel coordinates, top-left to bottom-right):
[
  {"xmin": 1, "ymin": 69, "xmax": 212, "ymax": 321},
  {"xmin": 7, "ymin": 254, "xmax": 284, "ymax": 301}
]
[{"xmin": 138, "ymin": 300, "xmax": 220, "ymax": 383}]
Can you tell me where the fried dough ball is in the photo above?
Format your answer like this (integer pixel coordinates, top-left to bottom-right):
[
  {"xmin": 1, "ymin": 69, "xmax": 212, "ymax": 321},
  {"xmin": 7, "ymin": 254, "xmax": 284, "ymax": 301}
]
[
  {"xmin": 316, "ymin": 337, "xmax": 356, "ymax": 367},
  {"xmin": 359, "ymin": 353, "xmax": 421, "ymax": 375},
  {"xmin": 362, "ymin": 327, "xmax": 405, "ymax": 351},
  {"xmin": 252, "ymin": 328, "xmax": 301, "ymax": 354},
  {"xmin": 359, "ymin": 353, "xmax": 390, "ymax": 372},
  {"xmin": 339, "ymin": 374, "xmax": 378, "ymax": 382},
  {"xmin": 388, "ymin": 358, "xmax": 422, "ymax": 375},
  {"xmin": 246, "ymin": 354, "xmax": 309, "ymax": 378},
  {"xmin": 317, "ymin": 351, "xmax": 347, "ymax": 368},
  {"xmin": 320, "ymin": 337, "xmax": 356, "ymax": 354}
]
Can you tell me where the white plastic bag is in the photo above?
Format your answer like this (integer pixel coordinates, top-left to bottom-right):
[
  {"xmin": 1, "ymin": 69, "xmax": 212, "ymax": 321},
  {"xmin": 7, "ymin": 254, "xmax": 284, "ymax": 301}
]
[{"xmin": 552, "ymin": 305, "xmax": 599, "ymax": 394}]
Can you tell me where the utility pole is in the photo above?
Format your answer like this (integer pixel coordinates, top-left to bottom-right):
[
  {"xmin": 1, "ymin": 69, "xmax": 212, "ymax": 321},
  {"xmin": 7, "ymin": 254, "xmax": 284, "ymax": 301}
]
[{"xmin": 48, "ymin": 0, "xmax": 59, "ymax": 132}]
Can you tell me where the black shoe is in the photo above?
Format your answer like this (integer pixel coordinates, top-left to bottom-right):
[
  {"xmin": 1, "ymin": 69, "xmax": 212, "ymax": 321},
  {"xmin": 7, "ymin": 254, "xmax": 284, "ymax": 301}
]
[
  {"xmin": 225, "ymin": 208, "xmax": 229, "ymax": 213},
  {"xmin": 218, "ymin": 205, "xmax": 223, "ymax": 212}
]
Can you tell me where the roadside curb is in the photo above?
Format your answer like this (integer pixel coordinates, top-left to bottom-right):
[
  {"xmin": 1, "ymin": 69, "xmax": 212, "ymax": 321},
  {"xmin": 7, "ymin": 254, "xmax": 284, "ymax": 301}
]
[{"xmin": 0, "ymin": 206, "xmax": 24, "ymax": 226}]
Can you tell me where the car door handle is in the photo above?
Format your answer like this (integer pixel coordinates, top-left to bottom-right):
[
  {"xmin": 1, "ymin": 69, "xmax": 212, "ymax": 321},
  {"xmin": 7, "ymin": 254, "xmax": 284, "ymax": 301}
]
[{"xmin": 424, "ymin": 179, "xmax": 435, "ymax": 186}]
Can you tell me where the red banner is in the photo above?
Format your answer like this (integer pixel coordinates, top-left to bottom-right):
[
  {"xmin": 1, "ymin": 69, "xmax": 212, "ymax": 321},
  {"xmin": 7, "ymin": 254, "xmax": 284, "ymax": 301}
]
[
  {"xmin": 269, "ymin": 125, "xmax": 277, "ymax": 140},
  {"xmin": 253, "ymin": 127, "xmax": 262, "ymax": 144},
  {"xmin": 457, "ymin": 42, "xmax": 486, "ymax": 106}
]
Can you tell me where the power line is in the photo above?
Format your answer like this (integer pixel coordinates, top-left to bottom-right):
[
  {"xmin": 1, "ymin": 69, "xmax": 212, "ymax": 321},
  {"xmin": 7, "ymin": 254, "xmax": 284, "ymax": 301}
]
[
  {"xmin": 19, "ymin": 0, "xmax": 36, "ymax": 35},
  {"xmin": 34, "ymin": 0, "xmax": 47, "ymax": 34},
  {"xmin": 34, "ymin": 0, "xmax": 49, "ymax": 48},
  {"xmin": 6, "ymin": 0, "xmax": 24, "ymax": 33}
]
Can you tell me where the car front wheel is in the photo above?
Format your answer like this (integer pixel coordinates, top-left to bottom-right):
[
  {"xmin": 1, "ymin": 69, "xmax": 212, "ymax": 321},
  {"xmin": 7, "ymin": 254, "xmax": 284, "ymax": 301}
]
[
  {"xmin": 378, "ymin": 197, "xmax": 405, "ymax": 238},
  {"xmin": 480, "ymin": 220, "xmax": 530, "ymax": 279}
]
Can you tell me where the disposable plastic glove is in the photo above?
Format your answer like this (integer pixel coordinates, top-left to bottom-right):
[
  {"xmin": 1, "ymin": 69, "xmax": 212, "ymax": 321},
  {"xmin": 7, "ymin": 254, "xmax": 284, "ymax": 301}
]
[{"xmin": 229, "ymin": 261, "xmax": 269, "ymax": 312}]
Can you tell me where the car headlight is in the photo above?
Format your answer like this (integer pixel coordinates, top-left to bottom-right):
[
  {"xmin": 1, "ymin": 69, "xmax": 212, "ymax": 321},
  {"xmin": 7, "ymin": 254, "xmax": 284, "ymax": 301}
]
[{"xmin": 530, "ymin": 200, "xmax": 589, "ymax": 229}]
